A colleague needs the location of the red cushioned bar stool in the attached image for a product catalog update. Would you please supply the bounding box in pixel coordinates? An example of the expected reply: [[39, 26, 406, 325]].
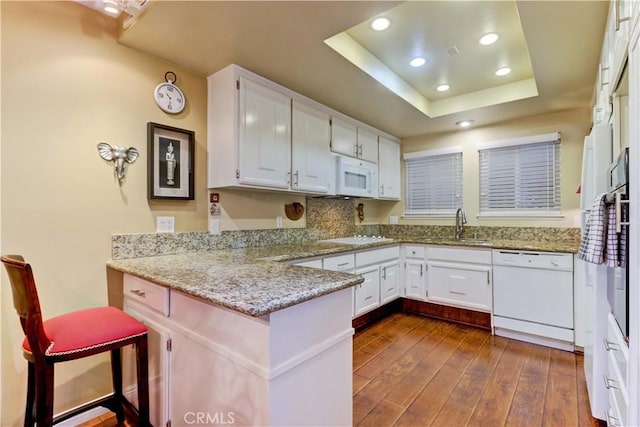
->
[[1, 255, 150, 427]]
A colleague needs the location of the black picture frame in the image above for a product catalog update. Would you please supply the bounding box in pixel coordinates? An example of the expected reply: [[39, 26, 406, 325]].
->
[[147, 122, 195, 200]]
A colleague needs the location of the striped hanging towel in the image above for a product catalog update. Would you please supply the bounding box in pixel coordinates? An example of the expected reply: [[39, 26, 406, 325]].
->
[[577, 193, 607, 264]]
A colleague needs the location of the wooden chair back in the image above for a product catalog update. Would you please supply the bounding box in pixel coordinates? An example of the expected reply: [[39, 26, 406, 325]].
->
[[1, 255, 51, 361]]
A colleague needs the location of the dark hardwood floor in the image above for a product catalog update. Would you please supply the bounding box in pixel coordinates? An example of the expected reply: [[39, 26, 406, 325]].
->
[[353, 312, 605, 427]]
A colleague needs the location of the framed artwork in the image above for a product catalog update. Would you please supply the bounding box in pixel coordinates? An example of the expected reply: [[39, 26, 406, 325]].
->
[[147, 122, 195, 200]]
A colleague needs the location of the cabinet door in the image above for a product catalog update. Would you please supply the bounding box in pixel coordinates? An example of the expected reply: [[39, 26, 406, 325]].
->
[[354, 265, 380, 317], [380, 260, 400, 304], [238, 77, 291, 189], [330, 116, 357, 157], [123, 301, 171, 427], [357, 128, 379, 163], [404, 259, 426, 301], [292, 101, 330, 193], [378, 136, 401, 200], [608, 0, 631, 93], [428, 262, 492, 312]]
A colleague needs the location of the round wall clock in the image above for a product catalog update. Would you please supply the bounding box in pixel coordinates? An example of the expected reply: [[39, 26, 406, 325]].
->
[[154, 71, 185, 114]]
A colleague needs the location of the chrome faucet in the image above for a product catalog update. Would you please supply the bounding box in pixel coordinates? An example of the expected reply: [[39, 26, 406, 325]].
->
[[455, 208, 467, 240]]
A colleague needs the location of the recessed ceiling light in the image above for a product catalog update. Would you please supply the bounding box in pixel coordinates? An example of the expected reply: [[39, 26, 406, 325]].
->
[[479, 33, 499, 45], [102, 0, 120, 14], [495, 67, 512, 76], [410, 57, 426, 67], [371, 17, 390, 31], [456, 120, 475, 128], [436, 84, 450, 92]]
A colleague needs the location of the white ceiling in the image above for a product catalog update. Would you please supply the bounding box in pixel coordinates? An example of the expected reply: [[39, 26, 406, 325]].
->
[[332, 0, 537, 118], [117, 0, 609, 138]]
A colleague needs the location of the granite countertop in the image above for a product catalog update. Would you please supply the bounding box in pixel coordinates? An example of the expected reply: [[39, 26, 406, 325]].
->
[[108, 236, 579, 318], [108, 249, 363, 317], [394, 237, 580, 254], [244, 237, 580, 262]]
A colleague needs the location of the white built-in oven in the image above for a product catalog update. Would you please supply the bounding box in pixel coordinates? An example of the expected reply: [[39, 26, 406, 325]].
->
[[336, 156, 377, 198]]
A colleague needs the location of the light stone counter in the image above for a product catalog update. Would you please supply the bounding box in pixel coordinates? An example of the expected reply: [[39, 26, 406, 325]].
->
[[108, 236, 578, 317], [107, 248, 363, 317]]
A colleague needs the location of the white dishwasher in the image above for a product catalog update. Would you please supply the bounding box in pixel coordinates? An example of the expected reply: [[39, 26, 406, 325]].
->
[[492, 250, 574, 351]]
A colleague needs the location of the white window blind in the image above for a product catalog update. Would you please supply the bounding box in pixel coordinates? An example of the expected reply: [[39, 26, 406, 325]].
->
[[404, 147, 463, 216], [478, 133, 561, 216]]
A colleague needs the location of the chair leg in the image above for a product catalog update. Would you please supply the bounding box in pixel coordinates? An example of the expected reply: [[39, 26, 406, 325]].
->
[[24, 362, 36, 427], [110, 348, 125, 424], [135, 335, 150, 427], [34, 361, 54, 427]]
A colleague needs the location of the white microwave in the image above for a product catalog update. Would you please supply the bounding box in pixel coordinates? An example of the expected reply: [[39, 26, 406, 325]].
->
[[336, 156, 377, 198]]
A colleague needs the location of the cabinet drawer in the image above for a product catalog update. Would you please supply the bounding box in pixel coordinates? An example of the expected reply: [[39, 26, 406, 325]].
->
[[428, 246, 491, 264], [404, 245, 425, 259], [356, 245, 399, 266], [605, 313, 629, 390], [124, 274, 170, 316], [323, 253, 355, 272]]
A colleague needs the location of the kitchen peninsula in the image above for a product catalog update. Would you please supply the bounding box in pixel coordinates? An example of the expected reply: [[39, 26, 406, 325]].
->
[[107, 248, 363, 427]]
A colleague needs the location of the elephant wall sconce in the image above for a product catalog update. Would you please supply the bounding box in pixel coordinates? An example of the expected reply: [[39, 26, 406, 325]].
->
[[97, 142, 139, 185]]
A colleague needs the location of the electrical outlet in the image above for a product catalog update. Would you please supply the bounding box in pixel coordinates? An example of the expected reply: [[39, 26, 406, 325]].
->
[[389, 215, 399, 225], [209, 219, 220, 235], [156, 216, 175, 233], [276, 216, 283, 228]]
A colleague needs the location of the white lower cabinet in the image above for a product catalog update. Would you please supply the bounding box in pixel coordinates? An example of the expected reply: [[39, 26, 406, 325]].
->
[[122, 273, 354, 427], [426, 247, 492, 312], [322, 253, 356, 317], [354, 246, 401, 317], [122, 275, 171, 427], [427, 261, 492, 311], [380, 260, 400, 304], [314, 246, 401, 318], [354, 265, 380, 317], [403, 245, 427, 301]]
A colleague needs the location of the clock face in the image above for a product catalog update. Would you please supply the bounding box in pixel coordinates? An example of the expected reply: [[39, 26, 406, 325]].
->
[[154, 82, 185, 114]]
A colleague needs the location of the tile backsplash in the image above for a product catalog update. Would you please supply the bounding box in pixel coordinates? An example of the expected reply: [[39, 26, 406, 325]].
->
[[112, 197, 579, 259]]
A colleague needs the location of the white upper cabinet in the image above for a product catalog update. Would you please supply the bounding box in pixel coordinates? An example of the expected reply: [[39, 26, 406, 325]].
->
[[330, 116, 358, 158], [208, 64, 395, 194], [330, 116, 379, 163], [208, 65, 291, 190], [608, 0, 632, 93], [357, 127, 379, 163], [238, 77, 292, 189], [377, 136, 401, 200], [292, 101, 330, 194]]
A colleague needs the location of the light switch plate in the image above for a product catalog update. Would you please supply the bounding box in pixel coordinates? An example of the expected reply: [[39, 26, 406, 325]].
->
[[156, 216, 175, 233], [276, 216, 283, 228], [389, 215, 399, 225]]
